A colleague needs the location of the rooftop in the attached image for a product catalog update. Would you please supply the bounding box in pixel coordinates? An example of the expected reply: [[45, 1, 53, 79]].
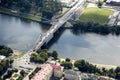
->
[[51, 64, 64, 71], [31, 64, 53, 80]]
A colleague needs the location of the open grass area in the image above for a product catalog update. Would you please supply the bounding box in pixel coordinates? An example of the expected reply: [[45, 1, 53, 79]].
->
[[13, 74, 19, 78], [79, 7, 114, 24]]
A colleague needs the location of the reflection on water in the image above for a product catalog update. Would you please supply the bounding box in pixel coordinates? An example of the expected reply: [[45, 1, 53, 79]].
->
[[49, 29, 120, 66], [0, 14, 50, 51]]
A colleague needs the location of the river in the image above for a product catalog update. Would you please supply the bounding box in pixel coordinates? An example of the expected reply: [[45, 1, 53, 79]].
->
[[0, 14, 120, 66], [0, 14, 50, 51], [49, 29, 120, 66]]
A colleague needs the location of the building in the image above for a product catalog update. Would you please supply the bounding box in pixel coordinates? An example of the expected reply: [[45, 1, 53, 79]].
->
[[31, 64, 53, 80], [64, 70, 80, 80], [31, 64, 64, 80], [106, 0, 120, 6], [87, 0, 98, 3], [51, 64, 64, 78], [106, 0, 120, 3]]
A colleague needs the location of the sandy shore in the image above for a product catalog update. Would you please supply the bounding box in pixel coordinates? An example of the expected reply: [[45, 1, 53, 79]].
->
[[59, 58, 117, 69], [13, 50, 25, 55]]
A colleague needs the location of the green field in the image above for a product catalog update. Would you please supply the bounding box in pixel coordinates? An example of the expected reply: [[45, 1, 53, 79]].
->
[[79, 7, 114, 24]]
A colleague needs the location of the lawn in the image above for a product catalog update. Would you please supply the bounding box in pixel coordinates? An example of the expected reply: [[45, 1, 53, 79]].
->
[[13, 74, 19, 78], [79, 7, 114, 24]]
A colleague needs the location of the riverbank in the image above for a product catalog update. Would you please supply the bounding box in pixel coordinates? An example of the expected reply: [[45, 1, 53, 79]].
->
[[59, 58, 117, 70], [0, 7, 41, 23], [8, 50, 25, 59]]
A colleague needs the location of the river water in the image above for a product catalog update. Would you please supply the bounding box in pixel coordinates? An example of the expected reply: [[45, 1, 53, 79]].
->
[[0, 14, 120, 66], [49, 29, 120, 66], [0, 14, 49, 51]]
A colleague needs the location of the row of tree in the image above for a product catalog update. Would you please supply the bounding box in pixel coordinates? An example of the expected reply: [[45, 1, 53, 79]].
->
[[72, 21, 120, 35], [30, 50, 58, 63], [60, 58, 120, 79], [74, 60, 120, 79]]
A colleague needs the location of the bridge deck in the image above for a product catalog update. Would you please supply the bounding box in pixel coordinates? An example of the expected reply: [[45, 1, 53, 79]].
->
[[32, 0, 85, 52]]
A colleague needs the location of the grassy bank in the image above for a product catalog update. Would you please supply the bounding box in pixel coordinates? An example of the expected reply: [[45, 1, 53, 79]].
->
[[79, 7, 114, 24], [0, 7, 41, 22]]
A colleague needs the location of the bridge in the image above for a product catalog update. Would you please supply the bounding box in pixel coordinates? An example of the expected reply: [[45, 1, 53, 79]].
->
[[31, 0, 86, 52], [12, 1, 86, 79]]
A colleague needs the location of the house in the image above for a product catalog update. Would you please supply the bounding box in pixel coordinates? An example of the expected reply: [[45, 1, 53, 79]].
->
[[51, 64, 64, 78], [64, 70, 80, 80], [31, 64, 53, 80]]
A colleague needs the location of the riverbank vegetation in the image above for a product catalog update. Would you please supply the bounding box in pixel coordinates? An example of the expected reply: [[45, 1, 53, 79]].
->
[[72, 21, 120, 35], [74, 60, 120, 79], [0, 0, 62, 21], [0, 45, 13, 57], [79, 7, 113, 24]]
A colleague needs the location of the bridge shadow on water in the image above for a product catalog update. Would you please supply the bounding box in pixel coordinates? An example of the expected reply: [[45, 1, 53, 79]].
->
[[40, 27, 65, 50]]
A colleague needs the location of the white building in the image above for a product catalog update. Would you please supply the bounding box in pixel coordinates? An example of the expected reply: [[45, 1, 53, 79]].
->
[[51, 64, 64, 78], [64, 70, 80, 80]]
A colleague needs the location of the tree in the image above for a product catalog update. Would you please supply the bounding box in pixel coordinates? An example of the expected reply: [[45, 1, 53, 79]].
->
[[115, 67, 120, 73], [65, 58, 71, 62], [61, 61, 73, 69], [52, 50, 58, 59], [0, 65, 3, 75], [40, 52, 48, 61], [20, 70, 25, 77], [0, 45, 13, 57], [98, 0, 103, 8], [116, 72, 120, 79]]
